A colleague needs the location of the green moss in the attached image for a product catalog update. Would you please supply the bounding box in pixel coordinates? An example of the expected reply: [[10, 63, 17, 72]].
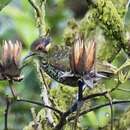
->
[[119, 108, 130, 129], [97, 0, 125, 43], [80, 8, 99, 37], [81, 0, 127, 61], [63, 19, 79, 46], [63, 0, 128, 61], [50, 85, 77, 110]]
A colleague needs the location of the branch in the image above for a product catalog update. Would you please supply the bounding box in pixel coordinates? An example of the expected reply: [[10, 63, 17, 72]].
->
[[82, 91, 107, 101], [54, 81, 121, 130], [4, 96, 10, 130], [54, 91, 107, 130], [74, 80, 84, 130], [54, 99, 79, 130], [16, 98, 62, 115], [39, 68, 55, 127], [105, 93, 113, 130], [28, 0, 47, 37], [28, 0, 41, 17], [8, 80, 17, 98], [68, 100, 130, 121], [82, 80, 120, 101]]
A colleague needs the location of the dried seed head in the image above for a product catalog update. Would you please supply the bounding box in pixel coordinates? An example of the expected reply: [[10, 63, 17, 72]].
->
[[1, 40, 22, 78], [70, 35, 96, 75], [31, 37, 51, 53]]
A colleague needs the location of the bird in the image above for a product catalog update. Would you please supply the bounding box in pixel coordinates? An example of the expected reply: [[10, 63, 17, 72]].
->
[[30, 35, 115, 87], [30, 36, 71, 71]]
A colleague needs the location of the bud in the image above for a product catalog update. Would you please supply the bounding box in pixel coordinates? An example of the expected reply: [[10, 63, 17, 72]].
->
[[0, 40, 22, 80], [69, 35, 96, 75], [31, 37, 51, 53]]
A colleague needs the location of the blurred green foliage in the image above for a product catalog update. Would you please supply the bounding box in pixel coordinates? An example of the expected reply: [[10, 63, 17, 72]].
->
[[0, 0, 12, 11], [0, 0, 130, 130]]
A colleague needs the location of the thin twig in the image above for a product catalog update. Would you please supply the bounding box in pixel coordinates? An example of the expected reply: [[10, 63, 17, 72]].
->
[[28, 0, 41, 17], [82, 80, 120, 101], [68, 100, 130, 121], [105, 94, 113, 130], [8, 80, 16, 98], [4, 96, 10, 130], [74, 81, 83, 130], [82, 91, 107, 101], [110, 80, 121, 93], [16, 98, 62, 115]]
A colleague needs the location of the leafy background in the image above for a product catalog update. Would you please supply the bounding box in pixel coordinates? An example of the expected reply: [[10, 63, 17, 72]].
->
[[0, 0, 130, 130]]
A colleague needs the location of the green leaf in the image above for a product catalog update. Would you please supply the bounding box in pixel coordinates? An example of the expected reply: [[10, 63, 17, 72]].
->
[[80, 111, 98, 129], [96, 106, 111, 128], [0, 0, 12, 11]]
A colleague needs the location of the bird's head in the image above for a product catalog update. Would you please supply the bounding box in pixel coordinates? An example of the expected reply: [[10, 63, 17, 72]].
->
[[31, 37, 51, 53]]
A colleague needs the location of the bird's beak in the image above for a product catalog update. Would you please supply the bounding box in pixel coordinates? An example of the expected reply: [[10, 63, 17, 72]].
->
[[22, 52, 35, 61]]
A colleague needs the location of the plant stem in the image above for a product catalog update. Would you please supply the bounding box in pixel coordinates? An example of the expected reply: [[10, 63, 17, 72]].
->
[[4, 96, 10, 130], [105, 94, 113, 130], [9, 80, 16, 98]]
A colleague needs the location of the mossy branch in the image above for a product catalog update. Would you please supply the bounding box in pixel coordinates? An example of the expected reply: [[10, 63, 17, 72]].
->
[[28, 0, 48, 37]]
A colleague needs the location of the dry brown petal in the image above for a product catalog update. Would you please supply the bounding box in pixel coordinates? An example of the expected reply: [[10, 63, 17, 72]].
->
[[8, 40, 14, 60], [84, 40, 96, 72], [75, 38, 84, 73], [13, 41, 22, 65], [2, 40, 8, 64], [70, 36, 84, 73]]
